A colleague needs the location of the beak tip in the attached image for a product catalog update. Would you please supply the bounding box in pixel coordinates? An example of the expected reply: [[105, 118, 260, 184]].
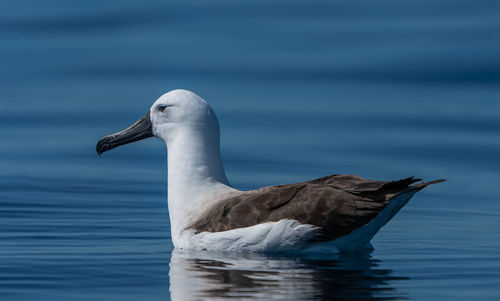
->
[[96, 138, 109, 156]]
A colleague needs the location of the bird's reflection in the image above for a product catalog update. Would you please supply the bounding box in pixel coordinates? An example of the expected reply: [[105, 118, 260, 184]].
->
[[169, 249, 409, 300]]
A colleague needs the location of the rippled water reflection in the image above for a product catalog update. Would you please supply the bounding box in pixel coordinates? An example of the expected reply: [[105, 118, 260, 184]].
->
[[170, 250, 408, 300]]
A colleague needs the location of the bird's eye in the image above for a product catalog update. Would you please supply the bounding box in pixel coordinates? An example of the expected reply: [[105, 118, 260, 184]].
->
[[158, 105, 167, 112]]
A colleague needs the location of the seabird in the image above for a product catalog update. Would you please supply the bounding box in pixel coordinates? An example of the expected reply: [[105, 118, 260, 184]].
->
[[96, 89, 443, 252]]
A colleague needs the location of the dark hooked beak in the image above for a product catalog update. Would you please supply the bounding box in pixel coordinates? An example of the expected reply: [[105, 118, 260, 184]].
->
[[96, 112, 153, 155]]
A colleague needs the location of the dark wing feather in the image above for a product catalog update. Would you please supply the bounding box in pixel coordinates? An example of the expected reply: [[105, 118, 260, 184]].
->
[[187, 174, 443, 242]]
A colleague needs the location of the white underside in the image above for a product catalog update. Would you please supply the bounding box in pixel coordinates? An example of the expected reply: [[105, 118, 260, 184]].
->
[[176, 191, 417, 253], [177, 219, 320, 252]]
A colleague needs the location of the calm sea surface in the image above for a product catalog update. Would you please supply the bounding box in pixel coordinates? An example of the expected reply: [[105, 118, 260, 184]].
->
[[1, 1, 499, 300]]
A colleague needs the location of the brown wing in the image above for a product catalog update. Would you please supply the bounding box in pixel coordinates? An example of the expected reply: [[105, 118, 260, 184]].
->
[[187, 174, 443, 242]]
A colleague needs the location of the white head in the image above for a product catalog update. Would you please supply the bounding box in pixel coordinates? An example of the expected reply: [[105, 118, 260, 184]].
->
[[149, 89, 220, 146]]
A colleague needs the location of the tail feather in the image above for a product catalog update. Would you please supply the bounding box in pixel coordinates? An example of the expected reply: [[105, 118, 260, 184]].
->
[[327, 178, 445, 252], [381, 177, 422, 190], [411, 179, 446, 190]]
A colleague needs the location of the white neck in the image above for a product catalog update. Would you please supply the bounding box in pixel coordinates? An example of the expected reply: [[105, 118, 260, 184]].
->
[[165, 125, 237, 244]]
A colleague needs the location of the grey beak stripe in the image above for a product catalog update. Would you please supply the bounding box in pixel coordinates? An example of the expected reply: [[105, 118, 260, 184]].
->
[[96, 112, 153, 155]]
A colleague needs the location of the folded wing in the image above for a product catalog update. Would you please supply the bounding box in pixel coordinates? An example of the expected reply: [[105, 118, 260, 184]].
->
[[187, 174, 443, 242]]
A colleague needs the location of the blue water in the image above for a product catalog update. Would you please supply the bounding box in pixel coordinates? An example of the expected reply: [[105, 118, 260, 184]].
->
[[1, 1, 500, 300]]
